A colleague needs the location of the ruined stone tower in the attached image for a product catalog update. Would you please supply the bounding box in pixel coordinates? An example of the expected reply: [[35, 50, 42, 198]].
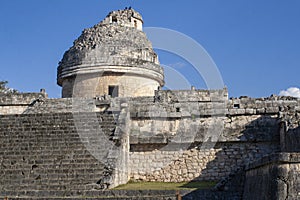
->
[[1, 7, 300, 199], [57, 8, 164, 98]]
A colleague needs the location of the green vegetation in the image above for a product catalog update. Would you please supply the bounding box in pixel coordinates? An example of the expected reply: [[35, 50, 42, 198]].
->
[[0, 80, 18, 94], [113, 181, 216, 191], [0, 81, 7, 92]]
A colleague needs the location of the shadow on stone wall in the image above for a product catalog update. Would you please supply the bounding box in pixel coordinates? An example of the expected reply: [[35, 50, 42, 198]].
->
[[241, 122, 300, 200], [283, 125, 300, 152], [0, 112, 120, 197], [181, 115, 281, 199]]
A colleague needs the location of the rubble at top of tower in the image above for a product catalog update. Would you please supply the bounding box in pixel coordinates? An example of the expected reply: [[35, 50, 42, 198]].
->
[[102, 7, 143, 26], [57, 8, 164, 87]]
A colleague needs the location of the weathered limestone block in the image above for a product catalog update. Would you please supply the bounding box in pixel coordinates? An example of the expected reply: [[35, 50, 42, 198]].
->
[[0, 92, 47, 115], [57, 9, 164, 98], [243, 153, 300, 200]]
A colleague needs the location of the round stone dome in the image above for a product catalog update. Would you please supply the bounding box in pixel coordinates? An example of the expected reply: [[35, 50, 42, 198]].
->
[[57, 8, 164, 98]]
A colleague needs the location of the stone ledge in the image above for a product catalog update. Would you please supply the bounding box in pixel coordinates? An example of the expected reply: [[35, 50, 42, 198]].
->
[[0, 189, 184, 199], [0, 93, 46, 105], [245, 152, 300, 170], [0, 189, 241, 200]]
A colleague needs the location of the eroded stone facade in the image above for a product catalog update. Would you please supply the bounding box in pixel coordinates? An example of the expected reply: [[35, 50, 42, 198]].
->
[[1, 7, 300, 199], [63, 73, 160, 98], [57, 8, 164, 98], [0, 92, 47, 114]]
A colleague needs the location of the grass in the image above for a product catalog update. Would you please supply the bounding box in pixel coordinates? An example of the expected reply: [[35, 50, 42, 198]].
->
[[113, 181, 216, 191]]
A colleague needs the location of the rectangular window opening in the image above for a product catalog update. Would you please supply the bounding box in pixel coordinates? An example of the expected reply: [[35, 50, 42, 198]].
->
[[109, 85, 119, 98], [134, 20, 137, 28], [233, 104, 240, 109]]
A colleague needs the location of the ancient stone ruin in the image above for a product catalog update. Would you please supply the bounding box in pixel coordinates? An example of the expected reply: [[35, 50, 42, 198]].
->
[[0, 8, 299, 200], [57, 8, 163, 98]]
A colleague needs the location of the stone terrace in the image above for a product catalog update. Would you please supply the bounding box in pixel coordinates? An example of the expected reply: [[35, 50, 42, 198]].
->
[[0, 112, 117, 198]]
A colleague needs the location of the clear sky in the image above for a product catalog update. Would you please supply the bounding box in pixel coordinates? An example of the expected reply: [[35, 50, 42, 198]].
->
[[1, 0, 300, 98]]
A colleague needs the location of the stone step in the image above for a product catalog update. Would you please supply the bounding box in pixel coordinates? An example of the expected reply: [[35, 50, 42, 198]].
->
[[0, 143, 112, 150], [0, 176, 103, 185], [2, 198, 176, 200], [0, 177, 103, 186], [0, 127, 115, 132], [0, 168, 104, 175], [0, 150, 102, 157], [0, 190, 179, 200], [1, 162, 103, 169], [0, 111, 121, 197], [0, 139, 114, 146]]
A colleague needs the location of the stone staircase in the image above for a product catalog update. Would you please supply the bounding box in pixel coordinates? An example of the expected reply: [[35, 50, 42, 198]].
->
[[0, 104, 237, 199], [1, 190, 179, 200], [0, 112, 120, 198]]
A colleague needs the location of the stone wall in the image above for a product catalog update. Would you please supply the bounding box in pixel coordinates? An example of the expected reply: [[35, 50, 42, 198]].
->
[[0, 92, 46, 115], [243, 153, 300, 200], [57, 8, 164, 98], [127, 94, 300, 183], [128, 105, 279, 183], [64, 73, 160, 98], [129, 142, 277, 182], [0, 111, 128, 197], [23, 98, 103, 114], [154, 88, 228, 103], [0, 91, 300, 197], [280, 109, 300, 152], [101, 8, 144, 31], [282, 126, 300, 152]]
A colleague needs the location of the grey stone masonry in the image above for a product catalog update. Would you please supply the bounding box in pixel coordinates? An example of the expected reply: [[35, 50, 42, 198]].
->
[[57, 8, 164, 87], [0, 92, 46, 105], [279, 101, 300, 152], [127, 93, 300, 183], [23, 98, 98, 114], [154, 88, 228, 103], [0, 111, 121, 197], [0, 92, 47, 114], [2, 6, 300, 199], [0, 90, 300, 198], [243, 153, 300, 200], [131, 91, 300, 120]]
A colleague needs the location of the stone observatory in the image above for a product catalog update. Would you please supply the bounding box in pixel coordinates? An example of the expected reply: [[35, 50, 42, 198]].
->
[[57, 8, 164, 98], [1, 7, 300, 200]]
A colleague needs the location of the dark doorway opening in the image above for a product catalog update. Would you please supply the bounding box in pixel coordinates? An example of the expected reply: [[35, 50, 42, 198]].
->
[[109, 85, 119, 98], [134, 20, 137, 28]]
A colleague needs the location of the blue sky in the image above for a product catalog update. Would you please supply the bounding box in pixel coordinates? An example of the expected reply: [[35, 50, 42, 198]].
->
[[0, 0, 299, 98]]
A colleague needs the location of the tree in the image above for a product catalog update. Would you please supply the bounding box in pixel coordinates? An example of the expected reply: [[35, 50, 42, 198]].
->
[[0, 81, 18, 94], [0, 81, 7, 91]]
